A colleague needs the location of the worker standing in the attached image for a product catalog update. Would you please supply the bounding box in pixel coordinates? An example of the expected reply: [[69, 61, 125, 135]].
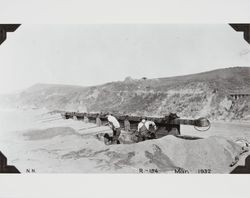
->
[[105, 113, 121, 144], [137, 118, 157, 142]]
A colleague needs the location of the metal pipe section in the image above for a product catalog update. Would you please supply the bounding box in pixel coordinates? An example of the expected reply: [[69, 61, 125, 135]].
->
[[63, 111, 210, 128]]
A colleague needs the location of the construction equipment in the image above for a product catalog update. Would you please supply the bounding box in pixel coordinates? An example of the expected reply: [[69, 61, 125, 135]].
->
[[63, 111, 210, 139]]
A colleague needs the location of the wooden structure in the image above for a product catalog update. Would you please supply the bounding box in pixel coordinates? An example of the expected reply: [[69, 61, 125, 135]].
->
[[63, 112, 210, 138], [230, 93, 250, 100]]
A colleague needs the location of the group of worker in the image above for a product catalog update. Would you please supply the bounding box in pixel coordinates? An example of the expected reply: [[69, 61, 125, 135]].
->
[[100, 113, 157, 145]]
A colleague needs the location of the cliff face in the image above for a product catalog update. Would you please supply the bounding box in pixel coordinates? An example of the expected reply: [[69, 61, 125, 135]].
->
[[1, 67, 250, 121]]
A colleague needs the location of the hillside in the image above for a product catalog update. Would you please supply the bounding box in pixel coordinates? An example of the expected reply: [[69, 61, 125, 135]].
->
[[1, 67, 250, 120]]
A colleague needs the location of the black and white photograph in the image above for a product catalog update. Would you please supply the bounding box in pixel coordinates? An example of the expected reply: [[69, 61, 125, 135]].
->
[[0, 23, 250, 174]]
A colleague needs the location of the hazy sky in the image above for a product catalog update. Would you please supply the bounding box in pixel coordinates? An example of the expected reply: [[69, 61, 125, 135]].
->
[[0, 24, 249, 94]]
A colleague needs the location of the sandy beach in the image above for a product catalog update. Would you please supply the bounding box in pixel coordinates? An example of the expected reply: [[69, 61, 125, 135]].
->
[[0, 108, 249, 173]]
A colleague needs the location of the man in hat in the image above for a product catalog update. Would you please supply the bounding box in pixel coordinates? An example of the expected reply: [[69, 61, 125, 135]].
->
[[137, 117, 157, 142], [105, 113, 121, 144]]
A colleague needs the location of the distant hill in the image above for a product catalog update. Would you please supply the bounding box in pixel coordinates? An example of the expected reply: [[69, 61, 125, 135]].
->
[[1, 67, 250, 120]]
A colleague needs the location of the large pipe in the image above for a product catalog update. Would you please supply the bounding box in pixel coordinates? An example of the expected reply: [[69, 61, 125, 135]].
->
[[64, 112, 210, 128]]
